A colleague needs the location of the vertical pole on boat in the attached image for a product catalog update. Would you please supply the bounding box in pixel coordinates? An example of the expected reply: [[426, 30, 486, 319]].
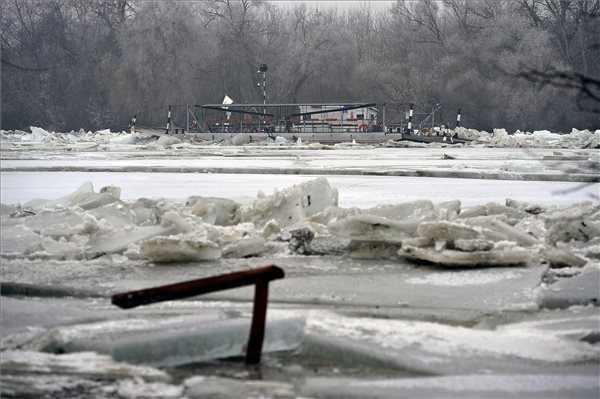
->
[[382, 103, 386, 134], [186, 104, 189, 134], [258, 63, 268, 134], [165, 105, 172, 134], [262, 73, 266, 113], [262, 72, 266, 134], [431, 103, 435, 135], [407, 103, 413, 135], [456, 108, 461, 128]]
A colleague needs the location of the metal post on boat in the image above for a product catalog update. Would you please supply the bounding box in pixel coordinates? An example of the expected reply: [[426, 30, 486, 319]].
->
[[382, 103, 386, 134], [186, 104, 189, 134], [456, 108, 461, 128], [258, 64, 268, 133], [431, 102, 435, 135], [407, 103, 413, 135], [165, 105, 172, 134]]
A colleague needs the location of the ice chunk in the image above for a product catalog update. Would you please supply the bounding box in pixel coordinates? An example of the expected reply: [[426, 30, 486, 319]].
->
[[538, 268, 600, 308], [0, 225, 41, 254], [230, 133, 251, 146], [541, 248, 587, 268], [486, 219, 586, 267], [23, 209, 86, 232], [24, 181, 95, 210], [78, 192, 121, 210], [435, 200, 461, 220], [506, 198, 544, 215], [160, 211, 195, 233], [453, 239, 495, 252], [22, 126, 53, 142], [239, 177, 338, 228], [139, 234, 221, 262], [288, 225, 315, 255], [493, 128, 509, 138], [454, 127, 487, 141], [261, 219, 282, 238], [153, 135, 181, 146], [545, 215, 600, 245], [459, 202, 527, 223], [109, 133, 137, 144], [309, 206, 360, 225], [416, 221, 484, 241], [187, 196, 239, 226], [52, 315, 305, 367], [399, 246, 531, 267], [363, 200, 435, 221], [327, 213, 419, 259], [488, 219, 540, 246], [88, 205, 136, 230], [347, 240, 402, 259], [329, 214, 418, 241], [130, 198, 162, 226], [41, 213, 109, 239], [24, 182, 121, 211], [40, 237, 83, 258], [87, 225, 177, 255], [533, 130, 563, 142], [222, 236, 266, 258], [99, 185, 121, 199]]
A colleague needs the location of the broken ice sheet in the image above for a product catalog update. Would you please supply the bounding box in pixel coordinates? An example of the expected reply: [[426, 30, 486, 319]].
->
[[18, 313, 305, 367], [304, 310, 600, 375], [0, 350, 169, 381], [301, 374, 600, 399]]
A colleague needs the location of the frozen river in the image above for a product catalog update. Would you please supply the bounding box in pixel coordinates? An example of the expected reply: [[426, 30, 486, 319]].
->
[[1, 138, 599, 398], [1, 145, 598, 206], [1, 171, 596, 207]]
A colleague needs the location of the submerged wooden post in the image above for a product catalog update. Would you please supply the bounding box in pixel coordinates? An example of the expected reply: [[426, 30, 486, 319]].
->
[[111, 265, 285, 364]]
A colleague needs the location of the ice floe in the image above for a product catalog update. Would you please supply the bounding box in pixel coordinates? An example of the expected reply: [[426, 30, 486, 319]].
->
[[2, 125, 599, 149], [1, 178, 597, 269]]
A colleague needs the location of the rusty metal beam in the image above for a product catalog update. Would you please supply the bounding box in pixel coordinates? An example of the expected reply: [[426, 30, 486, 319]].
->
[[111, 265, 285, 364]]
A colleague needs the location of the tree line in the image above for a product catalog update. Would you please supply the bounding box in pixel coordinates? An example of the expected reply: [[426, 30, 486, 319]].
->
[[2, 0, 599, 132]]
